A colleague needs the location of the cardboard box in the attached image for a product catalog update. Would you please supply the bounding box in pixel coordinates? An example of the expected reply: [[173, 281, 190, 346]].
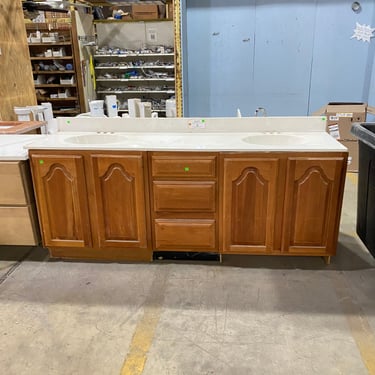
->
[[313, 102, 375, 140], [339, 140, 359, 172], [132, 4, 158, 20], [166, 2, 174, 19]]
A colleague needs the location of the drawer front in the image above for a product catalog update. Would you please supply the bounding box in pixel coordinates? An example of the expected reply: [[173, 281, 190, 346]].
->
[[153, 181, 216, 212], [0, 205, 40, 245], [154, 219, 216, 250], [0, 162, 29, 205], [151, 155, 217, 178]]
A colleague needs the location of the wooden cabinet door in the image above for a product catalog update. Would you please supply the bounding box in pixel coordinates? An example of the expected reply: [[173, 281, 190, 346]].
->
[[30, 153, 91, 248], [89, 153, 148, 249], [282, 157, 346, 255], [222, 157, 282, 253]]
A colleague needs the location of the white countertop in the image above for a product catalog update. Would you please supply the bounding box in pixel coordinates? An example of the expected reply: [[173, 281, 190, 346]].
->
[[0, 117, 347, 159], [24, 131, 346, 152], [0, 135, 47, 160]]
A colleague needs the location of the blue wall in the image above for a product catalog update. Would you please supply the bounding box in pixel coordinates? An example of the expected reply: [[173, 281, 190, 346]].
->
[[182, 0, 375, 117]]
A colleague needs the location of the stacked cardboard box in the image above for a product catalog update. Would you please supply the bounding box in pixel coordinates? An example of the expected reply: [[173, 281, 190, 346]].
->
[[132, 4, 158, 20], [166, 1, 174, 19], [313, 102, 375, 172]]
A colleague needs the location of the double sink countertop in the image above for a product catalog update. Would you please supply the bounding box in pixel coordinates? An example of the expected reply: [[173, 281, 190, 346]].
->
[[0, 116, 347, 160]]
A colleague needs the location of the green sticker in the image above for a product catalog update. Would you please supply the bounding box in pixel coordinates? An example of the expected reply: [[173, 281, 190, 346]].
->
[[322, 116, 326, 121], [39, 159, 44, 165], [67, 120, 71, 124], [184, 167, 190, 172]]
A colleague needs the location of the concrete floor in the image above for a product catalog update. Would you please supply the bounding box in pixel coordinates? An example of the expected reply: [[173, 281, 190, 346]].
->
[[0, 173, 375, 375]]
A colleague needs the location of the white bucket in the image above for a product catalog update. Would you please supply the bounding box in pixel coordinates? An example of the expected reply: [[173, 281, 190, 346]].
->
[[89, 100, 105, 117]]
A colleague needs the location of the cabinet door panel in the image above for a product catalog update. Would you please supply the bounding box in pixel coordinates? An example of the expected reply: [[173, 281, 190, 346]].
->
[[30, 154, 91, 248], [90, 154, 148, 248], [283, 157, 346, 254], [222, 158, 281, 253]]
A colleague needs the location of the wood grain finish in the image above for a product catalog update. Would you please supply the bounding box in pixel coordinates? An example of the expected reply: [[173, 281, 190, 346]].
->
[[89, 153, 148, 249], [150, 152, 218, 252], [0, 1, 37, 120], [153, 181, 216, 212], [49, 246, 152, 262], [0, 162, 30, 205], [282, 157, 347, 255], [0, 160, 41, 245], [30, 153, 92, 248], [0, 205, 39, 245], [222, 157, 281, 253], [0, 121, 46, 134], [29, 150, 347, 260], [151, 154, 216, 178], [221, 153, 347, 256], [154, 219, 216, 250]]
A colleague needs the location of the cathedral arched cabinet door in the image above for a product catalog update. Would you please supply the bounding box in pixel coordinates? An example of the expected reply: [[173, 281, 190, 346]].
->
[[88, 153, 148, 249], [222, 156, 283, 254], [29, 153, 92, 248], [282, 157, 347, 255]]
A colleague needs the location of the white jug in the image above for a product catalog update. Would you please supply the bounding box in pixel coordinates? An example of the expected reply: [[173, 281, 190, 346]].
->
[[89, 100, 105, 117]]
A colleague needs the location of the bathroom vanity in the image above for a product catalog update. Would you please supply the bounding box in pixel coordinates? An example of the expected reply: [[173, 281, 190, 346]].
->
[[25, 117, 348, 262], [0, 135, 43, 246]]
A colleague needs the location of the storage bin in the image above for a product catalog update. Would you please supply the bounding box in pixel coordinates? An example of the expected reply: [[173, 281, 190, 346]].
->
[[351, 122, 375, 257], [41, 32, 58, 43], [29, 33, 41, 43], [58, 89, 71, 98], [52, 48, 65, 57], [60, 76, 75, 84]]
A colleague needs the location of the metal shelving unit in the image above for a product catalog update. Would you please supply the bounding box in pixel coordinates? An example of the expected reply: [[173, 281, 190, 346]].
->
[[94, 50, 175, 115]]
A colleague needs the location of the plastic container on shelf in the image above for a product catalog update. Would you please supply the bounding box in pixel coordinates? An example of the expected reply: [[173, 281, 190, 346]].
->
[[351, 122, 375, 257], [166, 98, 176, 117]]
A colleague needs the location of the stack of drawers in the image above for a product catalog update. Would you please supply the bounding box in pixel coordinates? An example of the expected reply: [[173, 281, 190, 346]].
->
[[0, 161, 40, 245], [150, 152, 218, 252]]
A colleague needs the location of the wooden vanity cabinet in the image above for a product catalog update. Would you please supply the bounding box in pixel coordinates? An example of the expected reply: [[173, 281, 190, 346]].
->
[[221, 152, 347, 256], [87, 152, 149, 249], [0, 161, 40, 245], [29, 148, 347, 261], [149, 152, 219, 252], [282, 156, 347, 255], [222, 155, 284, 254], [29, 150, 151, 261], [29, 152, 92, 248]]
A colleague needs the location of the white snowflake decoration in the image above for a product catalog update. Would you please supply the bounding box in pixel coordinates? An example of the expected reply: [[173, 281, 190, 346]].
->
[[351, 22, 375, 43]]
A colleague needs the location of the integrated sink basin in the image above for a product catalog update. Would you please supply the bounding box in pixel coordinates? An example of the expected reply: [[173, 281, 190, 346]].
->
[[64, 134, 127, 145], [242, 134, 307, 146]]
